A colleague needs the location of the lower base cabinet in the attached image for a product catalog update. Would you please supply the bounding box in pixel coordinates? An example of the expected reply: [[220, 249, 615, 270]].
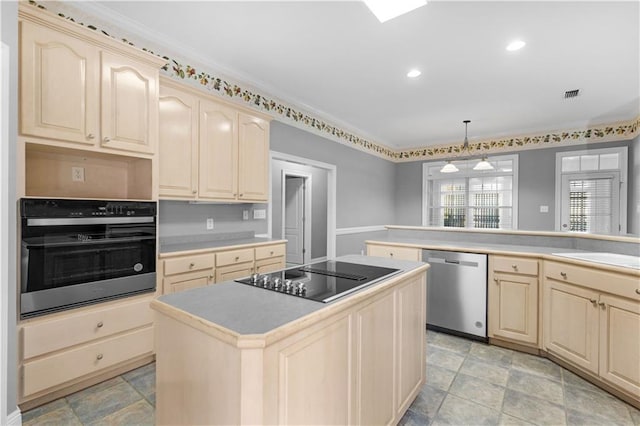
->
[[543, 261, 640, 404], [19, 294, 155, 407], [153, 269, 427, 425]]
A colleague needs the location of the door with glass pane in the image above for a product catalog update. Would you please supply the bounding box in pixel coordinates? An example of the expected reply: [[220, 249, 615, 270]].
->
[[560, 172, 620, 234]]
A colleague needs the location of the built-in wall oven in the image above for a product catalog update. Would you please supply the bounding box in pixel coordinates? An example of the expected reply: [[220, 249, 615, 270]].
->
[[20, 198, 157, 318]]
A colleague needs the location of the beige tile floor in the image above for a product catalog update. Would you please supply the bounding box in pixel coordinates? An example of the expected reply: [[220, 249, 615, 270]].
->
[[23, 330, 640, 425]]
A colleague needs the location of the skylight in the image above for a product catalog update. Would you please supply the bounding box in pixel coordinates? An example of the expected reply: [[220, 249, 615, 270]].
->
[[363, 0, 427, 23]]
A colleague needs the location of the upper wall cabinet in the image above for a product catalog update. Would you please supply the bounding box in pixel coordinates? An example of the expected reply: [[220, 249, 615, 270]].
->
[[159, 78, 271, 202], [19, 8, 162, 156]]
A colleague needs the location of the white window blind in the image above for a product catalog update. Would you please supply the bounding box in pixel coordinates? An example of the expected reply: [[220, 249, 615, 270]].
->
[[568, 177, 613, 234]]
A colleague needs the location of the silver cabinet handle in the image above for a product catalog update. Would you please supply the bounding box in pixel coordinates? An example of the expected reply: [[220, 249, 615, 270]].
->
[[235, 256, 240, 261], [192, 190, 197, 194], [598, 301, 606, 308], [560, 272, 567, 278], [96, 353, 104, 360], [511, 264, 518, 270], [87, 133, 95, 140], [493, 277, 499, 283], [636, 289, 640, 295], [97, 321, 104, 328], [103, 137, 111, 143], [589, 299, 597, 306], [189, 262, 195, 268]]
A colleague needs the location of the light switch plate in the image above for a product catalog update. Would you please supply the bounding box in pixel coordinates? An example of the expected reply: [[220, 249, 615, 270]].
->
[[253, 209, 266, 219], [206, 218, 214, 230], [243, 210, 249, 220]]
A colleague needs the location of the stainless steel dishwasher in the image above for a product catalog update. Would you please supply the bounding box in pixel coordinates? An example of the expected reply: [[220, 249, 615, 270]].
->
[[423, 250, 488, 340]]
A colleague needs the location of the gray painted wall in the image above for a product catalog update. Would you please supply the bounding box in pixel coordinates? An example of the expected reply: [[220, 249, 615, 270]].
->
[[394, 139, 639, 234], [2, 0, 18, 416], [270, 122, 396, 255], [270, 122, 396, 228], [271, 159, 328, 259], [159, 201, 268, 238]]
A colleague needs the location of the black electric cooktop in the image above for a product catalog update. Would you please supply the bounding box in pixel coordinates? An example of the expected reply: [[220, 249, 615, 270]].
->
[[235, 260, 400, 303]]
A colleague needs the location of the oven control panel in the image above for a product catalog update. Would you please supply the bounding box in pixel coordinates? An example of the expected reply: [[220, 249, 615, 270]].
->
[[21, 198, 157, 218]]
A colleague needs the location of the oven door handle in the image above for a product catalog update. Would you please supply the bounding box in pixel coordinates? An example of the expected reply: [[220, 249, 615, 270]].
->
[[26, 217, 155, 226]]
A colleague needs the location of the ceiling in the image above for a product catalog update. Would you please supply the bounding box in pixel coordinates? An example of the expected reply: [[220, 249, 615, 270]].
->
[[64, 1, 639, 150]]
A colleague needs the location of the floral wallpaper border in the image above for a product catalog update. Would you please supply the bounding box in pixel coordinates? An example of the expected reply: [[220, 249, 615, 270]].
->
[[27, 0, 640, 163]]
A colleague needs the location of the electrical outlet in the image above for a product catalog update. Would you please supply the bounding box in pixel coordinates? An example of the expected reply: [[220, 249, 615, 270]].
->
[[539, 205, 549, 213], [253, 209, 266, 219], [71, 167, 85, 182], [242, 210, 249, 220], [206, 218, 214, 230]]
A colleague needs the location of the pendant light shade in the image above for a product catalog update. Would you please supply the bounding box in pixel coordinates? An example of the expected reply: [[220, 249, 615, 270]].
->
[[440, 161, 459, 173], [473, 156, 494, 171]]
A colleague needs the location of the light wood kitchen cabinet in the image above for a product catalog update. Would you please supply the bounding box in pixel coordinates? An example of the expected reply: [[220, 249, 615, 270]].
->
[[20, 20, 99, 146], [598, 293, 640, 397], [199, 98, 239, 200], [158, 85, 199, 197], [254, 243, 286, 274], [216, 248, 255, 282], [153, 266, 427, 425], [237, 113, 270, 201], [159, 79, 271, 202], [543, 260, 640, 402], [19, 294, 154, 407], [162, 253, 215, 294], [366, 243, 421, 261], [488, 256, 539, 346], [19, 10, 161, 155]]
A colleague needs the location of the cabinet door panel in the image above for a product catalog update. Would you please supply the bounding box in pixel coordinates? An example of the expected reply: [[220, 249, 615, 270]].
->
[[159, 85, 198, 198], [544, 280, 599, 374], [215, 263, 253, 283], [396, 276, 426, 413], [199, 100, 237, 199], [489, 273, 538, 345], [599, 294, 640, 397], [255, 257, 285, 274], [238, 114, 269, 201], [101, 52, 157, 154], [356, 292, 395, 426], [20, 21, 98, 144], [277, 316, 352, 425]]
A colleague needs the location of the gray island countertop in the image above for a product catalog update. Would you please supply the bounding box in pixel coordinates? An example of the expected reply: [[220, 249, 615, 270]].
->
[[153, 254, 426, 336]]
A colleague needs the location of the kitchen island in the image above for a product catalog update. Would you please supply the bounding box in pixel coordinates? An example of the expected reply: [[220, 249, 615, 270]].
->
[[151, 255, 429, 425]]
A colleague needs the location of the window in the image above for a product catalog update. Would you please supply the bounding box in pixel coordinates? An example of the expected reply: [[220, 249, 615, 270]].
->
[[423, 155, 518, 229], [555, 147, 627, 235]]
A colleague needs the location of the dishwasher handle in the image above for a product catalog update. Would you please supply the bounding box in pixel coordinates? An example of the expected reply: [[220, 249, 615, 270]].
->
[[426, 257, 479, 268]]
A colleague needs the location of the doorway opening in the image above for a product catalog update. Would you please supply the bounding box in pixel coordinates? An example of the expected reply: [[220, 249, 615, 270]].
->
[[282, 172, 311, 265], [269, 151, 336, 263]]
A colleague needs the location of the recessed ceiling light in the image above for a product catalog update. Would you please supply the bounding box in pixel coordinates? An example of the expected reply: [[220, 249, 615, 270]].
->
[[363, 0, 427, 23], [407, 69, 421, 78], [506, 40, 526, 51]]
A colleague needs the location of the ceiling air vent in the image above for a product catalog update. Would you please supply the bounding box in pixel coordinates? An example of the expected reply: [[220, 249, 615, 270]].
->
[[564, 89, 580, 99]]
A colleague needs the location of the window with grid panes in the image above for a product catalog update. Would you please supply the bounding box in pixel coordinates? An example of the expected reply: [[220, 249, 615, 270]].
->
[[423, 155, 518, 229], [556, 147, 627, 235]]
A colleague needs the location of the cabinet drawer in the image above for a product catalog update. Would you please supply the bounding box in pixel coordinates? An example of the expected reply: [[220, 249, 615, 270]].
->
[[22, 326, 153, 397], [492, 256, 538, 276], [22, 296, 153, 360], [545, 261, 640, 301], [216, 262, 254, 282], [164, 253, 216, 276], [255, 257, 285, 274], [216, 248, 254, 267], [367, 245, 421, 262], [255, 244, 286, 260]]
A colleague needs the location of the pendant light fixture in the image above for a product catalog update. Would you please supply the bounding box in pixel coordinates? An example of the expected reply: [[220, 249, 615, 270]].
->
[[440, 120, 494, 173]]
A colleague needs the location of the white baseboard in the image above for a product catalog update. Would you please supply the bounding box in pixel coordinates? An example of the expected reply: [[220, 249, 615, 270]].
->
[[335, 225, 387, 236], [7, 408, 21, 426]]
